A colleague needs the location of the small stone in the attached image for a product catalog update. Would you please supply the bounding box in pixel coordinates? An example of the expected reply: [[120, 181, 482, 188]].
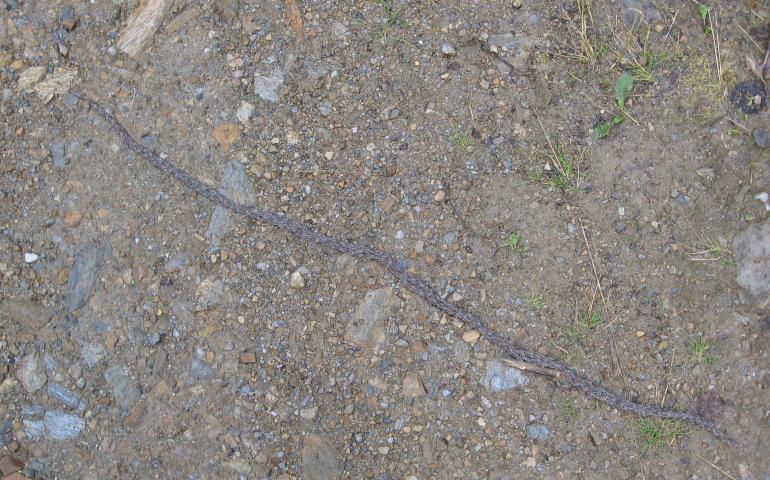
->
[[60, 5, 78, 30], [526, 424, 550, 441], [239, 352, 257, 364], [319, 100, 332, 117], [434, 190, 445, 202], [381, 195, 397, 213], [236, 101, 255, 125], [208, 160, 256, 249], [254, 70, 284, 102], [512, 0, 522, 7], [47, 383, 81, 410], [614, 221, 626, 233], [378, 446, 390, 455], [44, 410, 85, 440], [402, 373, 427, 397], [50, 143, 66, 168], [734, 222, 770, 306], [63, 210, 83, 227], [23, 253, 38, 263], [290, 270, 305, 289], [483, 360, 529, 392], [753, 128, 770, 149], [212, 123, 241, 149], [299, 406, 318, 419], [462, 330, 480, 344], [81, 343, 105, 368], [440, 43, 456, 56], [104, 365, 138, 411], [344, 288, 396, 349], [0, 299, 52, 329], [16, 66, 46, 91], [301, 435, 341, 480], [0, 456, 23, 476], [67, 242, 110, 313], [324, 151, 335, 161], [195, 277, 224, 309], [17, 353, 47, 393]]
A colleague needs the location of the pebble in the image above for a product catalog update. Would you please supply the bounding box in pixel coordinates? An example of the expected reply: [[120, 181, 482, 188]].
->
[[290, 270, 305, 289], [17, 353, 47, 393], [81, 343, 105, 368], [620, 0, 661, 28], [195, 277, 224, 309], [483, 361, 529, 392], [526, 424, 550, 441], [614, 221, 626, 233], [104, 365, 138, 411], [440, 43, 456, 56], [23, 419, 44, 441], [60, 5, 78, 30], [208, 160, 256, 249], [47, 383, 82, 410], [0, 299, 52, 330], [299, 406, 318, 419], [67, 243, 110, 313], [50, 143, 66, 168], [189, 357, 213, 380], [63, 210, 83, 227], [434, 190, 445, 202], [753, 128, 770, 149], [254, 70, 284, 102], [734, 222, 770, 306], [300, 435, 341, 480], [319, 100, 332, 117], [23, 253, 38, 263], [236, 101, 255, 125], [344, 288, 396, 349], [239, 352, 257, 364], [44, 410, 85, 440], [462, 330, 480, 344], [402, 372, 427, 397]]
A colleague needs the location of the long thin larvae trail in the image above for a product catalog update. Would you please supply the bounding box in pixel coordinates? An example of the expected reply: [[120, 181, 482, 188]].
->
[[74, 93, 732, 443]]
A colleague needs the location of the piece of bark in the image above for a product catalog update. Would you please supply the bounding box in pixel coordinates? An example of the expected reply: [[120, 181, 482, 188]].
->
[[117, 0, 173, 57]]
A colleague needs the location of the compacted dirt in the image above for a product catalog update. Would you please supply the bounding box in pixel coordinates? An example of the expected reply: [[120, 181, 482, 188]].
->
[[1, 0, 769, 479]]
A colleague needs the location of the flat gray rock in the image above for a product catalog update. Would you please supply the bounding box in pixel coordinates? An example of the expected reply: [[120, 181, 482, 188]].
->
[[17, 352, 47, 393], [344, 288, 396, 349], [67, 242, 110, 313], [207, 160, 256, 250], [482, 360, 530, 393], [734, 221, 770, 307], [44, 410, 85, 440]]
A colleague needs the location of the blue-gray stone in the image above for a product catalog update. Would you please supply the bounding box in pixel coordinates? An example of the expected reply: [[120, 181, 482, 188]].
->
[[47, 382, 82, 409], [526, 424, 550, 441], [44, 410, 85, 440], [67, 242, 110, 313]]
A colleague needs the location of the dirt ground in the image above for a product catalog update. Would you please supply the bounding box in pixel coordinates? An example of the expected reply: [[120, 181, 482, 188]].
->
[[1, 0, 769, 478]]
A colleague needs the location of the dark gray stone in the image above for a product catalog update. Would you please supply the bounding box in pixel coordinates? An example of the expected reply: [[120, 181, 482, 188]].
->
[[753, 128, 770, 149], [526, 424, 550, 441], [734, 221, 770, 307], [67, 242, 110, 313], [208, 160, 255, 250], [51, 143, 66, 168], [104, 365, 138, 410]]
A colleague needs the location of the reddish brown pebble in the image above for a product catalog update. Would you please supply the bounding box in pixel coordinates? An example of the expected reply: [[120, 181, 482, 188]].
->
[[240, 352, 257, 364]]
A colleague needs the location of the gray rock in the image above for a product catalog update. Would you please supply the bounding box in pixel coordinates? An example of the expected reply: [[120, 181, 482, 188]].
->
[[487, 34, 532, 73], [195, 277, 224, 309], [67, 242, 110, 313], [50, 143, 66, 168], [482, 360, 529, 392], [22, 404, 45, 417], [526, 424, 550, 441], [621, 0, 661, 28], [344, 288, 396, 349], [189, 358, 213, 380], [208, 160, 256, 249], [44, 410, 85, 440], [0, 299, 53, 330], [104, 365, 138, 411], [301, 434, 341, 480], [319, 99, 332, 117], [0, 419, 11, 447], [734, 221, 770, 307], [753, 128, 770, 149], [81, 343, 105, 368], [23, 419, 45, 440], [614, 221, 626, 233], [165, 252, 190, 271], [47, 383, 82, 410], [440, 43, 456, 56], [17, 352, 47, 393], [254, 70, 284, 102]]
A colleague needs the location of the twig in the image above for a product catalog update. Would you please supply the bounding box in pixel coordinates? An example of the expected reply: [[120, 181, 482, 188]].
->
[[503, 359, 562, 378], [694, 453, 738, 480], [578, 220, 612, 328]]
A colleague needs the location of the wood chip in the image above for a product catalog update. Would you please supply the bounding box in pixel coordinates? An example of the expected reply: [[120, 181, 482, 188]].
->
[[117, 0, 173, 57], [34, 67, 77, 103], [16, 66, 45, 91], [165, 6, 200, 33]]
